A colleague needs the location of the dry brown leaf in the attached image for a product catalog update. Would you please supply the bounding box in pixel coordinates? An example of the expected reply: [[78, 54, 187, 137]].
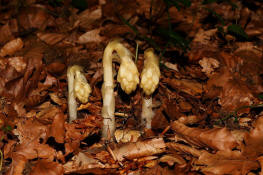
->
[[177, 115, 201, 125], [206, 67, 254, 112], [164, 78, 203, 97], [49, 111, 65, 143], [171, 121, 238, 151], [159, 154, 186, 166], [199, 57, 220, 77], [30, 159, 63, 175], [37, 33, 66, 45], [151, 108, 170, 130], [100, 24, 134, 38], [114, 129, 141, 143], [47, 62, 66, 74], [13, 118, 56, 160], [141, 165, 176, 175], [78, 28, 105, 44], [49, 92, 66, 106], [78, 7, 102, 29], [63, 152, 118, 174], [0, 23, 14, 44], [242, 116, 263, 158], [18, 6, 54, 30], [195, 151, 259, 175], [6, 153, 27, 175], [43, 74, 58, 87], [65, 115, 102, 151], [112, 138, 166, 161], [257, 156, 263, 175], [0, 38, 23, 57], [8, 57, 27, 73], [167, 143, 258, 175]]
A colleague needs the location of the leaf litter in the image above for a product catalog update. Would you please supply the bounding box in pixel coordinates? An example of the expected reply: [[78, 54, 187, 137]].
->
[[0, 0, 263, 174]]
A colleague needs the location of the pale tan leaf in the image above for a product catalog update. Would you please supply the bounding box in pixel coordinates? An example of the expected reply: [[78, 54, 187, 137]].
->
[[0, 38, 23, 57], [114, 129, 141, 143], [37, 33, 65, 45], [113, 138, 166, 161], [63, 152, 118, 174], [78, 29, 105, 44], [8, 57, 26, 73]]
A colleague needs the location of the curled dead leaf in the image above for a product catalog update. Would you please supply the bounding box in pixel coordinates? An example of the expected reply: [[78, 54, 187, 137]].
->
[[114, 129, 141, 143], [171, 121, 238, 151], [78, 28, 105, 44], [37, 33, 65, 45], [112, 138, 166, 161], [0, 38, 23, 57], [164, 78, 203, 97], [30, 159, 63, 175]]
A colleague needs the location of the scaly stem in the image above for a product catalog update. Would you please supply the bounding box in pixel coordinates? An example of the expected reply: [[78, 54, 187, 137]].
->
[[67, 67, 77, 122], [141, 97, 154, 129], [140, 48, 160, 129], [102, 39, 139, 140]]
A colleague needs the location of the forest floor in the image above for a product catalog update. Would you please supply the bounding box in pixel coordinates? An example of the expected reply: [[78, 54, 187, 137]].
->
[[0, 0, 263, 174]]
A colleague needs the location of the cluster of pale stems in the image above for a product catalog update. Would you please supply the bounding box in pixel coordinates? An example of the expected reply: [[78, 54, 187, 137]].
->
[[67, 39, 160, 140]]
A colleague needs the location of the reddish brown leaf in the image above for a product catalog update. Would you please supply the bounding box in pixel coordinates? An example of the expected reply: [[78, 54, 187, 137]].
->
[[30, 159, 63, 175], [112, 138, 166, 161], [47, 62, 66, 74], [37, 32, 66, 45], [0, 38, 23, 57], [171, 121, 238, 151], [6, 153, 27, 175], [49, 111, 65, 143], [242, 116, 263, 158], [18, 6, 54, 31], [164, 78, 203, 97]]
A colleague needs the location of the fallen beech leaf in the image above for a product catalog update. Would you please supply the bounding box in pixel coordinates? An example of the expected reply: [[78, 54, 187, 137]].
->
[[206, 67, 254, 112], [177, 115, 201, 125], [13, 118, 56, 160], [63, 152, 118, 174], [37, 33, 65, 45], [36, 105, 60, 123], [199, 57, 220, 77], [49, 92, 66, 106], [6, 153, 27, 175], [78, 28, 105, 44], [47, 62, 66, 74], [0, 23, 14, 44], [257, 156, 263, 175], [196, 151, 259, 175], [164, 78, 203, 97], [193, 28, 218, 45], [112, 138, 166, 161], [23, 47, 44, 98], [18, 6, 54, 30], [114, 129, 141, 143], [159, 154, 186, 166], [171, 121, 238, 151], [49, 111, 65, 143], [43, 74, 57, 87], [141, 165, 176, 175], [78, 7, 102, 29], [30, 159, 63, 175], [167, 143, 259, 175], [242, 116, 263, 158], [151, 108, 170, 130], [65, 115, 102, 150], [8, 57, 26, 73], [0, 38, 23, 57]]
